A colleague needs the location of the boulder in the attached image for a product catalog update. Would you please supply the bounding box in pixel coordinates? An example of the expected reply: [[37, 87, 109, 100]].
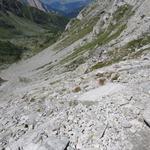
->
[[75, 63, 88, 75], [72, 86, 81, 93], [77, 13, 83, 20], [121, 120, 132, 128], [8, 136, 69, 150], [110, 73, 119, 81], [98, 77, 106, 86]]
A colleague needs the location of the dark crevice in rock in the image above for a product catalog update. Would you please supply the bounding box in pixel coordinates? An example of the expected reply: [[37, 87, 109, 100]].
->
[[144, 120, 150, 128], [64, 141, 70, 150], [101, 123, 108, 139]]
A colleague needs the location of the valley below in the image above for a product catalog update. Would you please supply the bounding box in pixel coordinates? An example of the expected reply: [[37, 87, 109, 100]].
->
[[0, 0, 68, 66]]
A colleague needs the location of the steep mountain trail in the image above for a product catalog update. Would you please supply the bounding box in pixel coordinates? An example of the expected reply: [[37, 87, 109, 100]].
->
[[0, 0, 150, 149]]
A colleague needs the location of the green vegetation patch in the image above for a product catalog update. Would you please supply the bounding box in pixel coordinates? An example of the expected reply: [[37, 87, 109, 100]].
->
[[89, 4, 135, 71], [113, 4, 134, 22], [60, 3, 133, 66], [61, 23, 127, 67], [91, 61, 115, 71], [55, 15, 100, 50], [64, 56, 86, 71], [91, 35, 150, 71], [0, 40, 24, 64], [125, 36, 150, 50], [60, 4, 134, 71]]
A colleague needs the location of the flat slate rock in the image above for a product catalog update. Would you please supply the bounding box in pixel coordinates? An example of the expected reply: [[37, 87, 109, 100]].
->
[[78, 83, 125, 102], [25, 136, 69, 150], [7, 136, 69, 150]]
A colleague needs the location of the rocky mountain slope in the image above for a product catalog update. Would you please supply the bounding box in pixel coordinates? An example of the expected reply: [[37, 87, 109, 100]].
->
[[0, 0, 150, 149], [25, 0, 47, 12], [0, 0, 68, 66]]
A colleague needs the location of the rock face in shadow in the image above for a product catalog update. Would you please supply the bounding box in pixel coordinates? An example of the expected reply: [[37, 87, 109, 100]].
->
[[0, 77, 6, 86]]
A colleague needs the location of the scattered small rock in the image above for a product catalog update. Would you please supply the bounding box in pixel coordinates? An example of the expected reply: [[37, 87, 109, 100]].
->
[[95, 72, 112, 79], [75, 63, 88, 75], [133, 108, 140, 115], [98, 77, 106, 86], [72, 86, 81, 93], [121, 120, 132, 128], [111, 73, 119, 81], [95, 72, 104, 78]]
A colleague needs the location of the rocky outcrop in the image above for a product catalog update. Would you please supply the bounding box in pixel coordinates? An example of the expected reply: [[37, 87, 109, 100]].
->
[[143, 105, 150, 127], [25, 0, 47, 12]]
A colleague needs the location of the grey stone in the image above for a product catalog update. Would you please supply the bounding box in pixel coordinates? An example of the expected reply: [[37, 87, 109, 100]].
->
[[143, 106, 150, 127], [121, 120, 132, 128]]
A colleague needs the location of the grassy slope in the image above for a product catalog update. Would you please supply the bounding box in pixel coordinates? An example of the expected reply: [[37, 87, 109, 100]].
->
[[58, 4, 132, 70], [0, 0, 69, 64], [0, 41, 23, 65], [58, 4, 148, 72], [54, 3, 99, 50]]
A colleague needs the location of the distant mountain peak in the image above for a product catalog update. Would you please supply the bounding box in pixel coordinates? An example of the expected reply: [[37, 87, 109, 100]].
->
[[23, 0, 47, 12], [41, 0, 91, 18]]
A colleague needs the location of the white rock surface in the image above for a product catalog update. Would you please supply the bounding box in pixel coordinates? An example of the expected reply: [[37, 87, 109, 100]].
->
[[78, 83, 125, 101], [0, 0, 150, 149]]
